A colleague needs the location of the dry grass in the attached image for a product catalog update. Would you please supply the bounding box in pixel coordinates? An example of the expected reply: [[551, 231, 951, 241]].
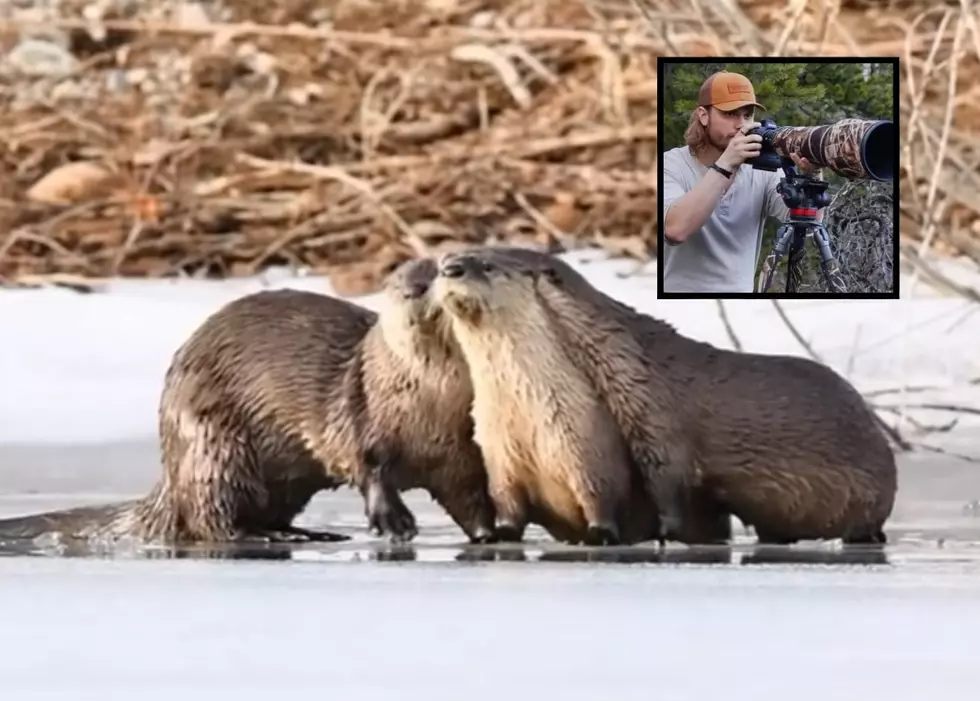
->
[[0, 0, 978, 294]]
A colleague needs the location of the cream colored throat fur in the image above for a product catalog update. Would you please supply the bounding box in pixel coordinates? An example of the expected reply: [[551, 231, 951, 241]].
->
[[377, 304, 454, 368], [447, 304, 614, 503]]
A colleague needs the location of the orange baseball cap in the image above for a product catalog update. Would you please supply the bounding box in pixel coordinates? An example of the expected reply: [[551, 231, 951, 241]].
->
[[698, 71, 766, 112]]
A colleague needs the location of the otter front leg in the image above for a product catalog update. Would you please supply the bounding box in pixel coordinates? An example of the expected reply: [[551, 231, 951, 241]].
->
[[562, 458, 622, 546], [429, 484, 498, 544], [483, 464, 529, 543], [581, 495, 620, 545], [428, 456, 499, 544], [360, 446, 418, 543], [634, 446, 691, 544]]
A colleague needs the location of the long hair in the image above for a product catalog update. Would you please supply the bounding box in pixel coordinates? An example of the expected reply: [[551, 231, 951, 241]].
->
[[683, 107, 710, 156]]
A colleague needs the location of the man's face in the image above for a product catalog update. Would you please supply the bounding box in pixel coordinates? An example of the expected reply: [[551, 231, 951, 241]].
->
[[698, 105, 755, 150]]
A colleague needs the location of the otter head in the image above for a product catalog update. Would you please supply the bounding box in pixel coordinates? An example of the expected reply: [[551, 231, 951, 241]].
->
[[432, 249, 546, 326], [379, 257, 442, 328], [377, 257, 464, 364]]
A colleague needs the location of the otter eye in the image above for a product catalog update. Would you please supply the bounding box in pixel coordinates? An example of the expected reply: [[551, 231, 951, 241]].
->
[[481, 261, 494, 272]]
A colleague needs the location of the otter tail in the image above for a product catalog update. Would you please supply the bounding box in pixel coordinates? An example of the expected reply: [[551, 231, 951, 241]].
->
[[0, 500, 143, 541]]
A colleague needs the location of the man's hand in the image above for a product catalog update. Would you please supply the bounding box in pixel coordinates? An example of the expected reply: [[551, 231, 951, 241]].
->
[[716, 121, 763, 172], [789, 153, 823, 179]]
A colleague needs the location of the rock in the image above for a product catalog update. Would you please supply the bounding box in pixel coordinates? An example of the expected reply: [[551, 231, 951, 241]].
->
[[26, 162, 116, 206], [3, 39, 78, 78], [175, 2, 212, 27]]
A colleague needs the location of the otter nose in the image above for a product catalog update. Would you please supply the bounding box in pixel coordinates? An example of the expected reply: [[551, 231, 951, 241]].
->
[[441, 260, 466, 278], [405, 281, 429, 299]]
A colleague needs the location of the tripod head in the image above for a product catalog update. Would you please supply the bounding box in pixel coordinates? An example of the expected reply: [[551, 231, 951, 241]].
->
[[775, 157, 831, 220]]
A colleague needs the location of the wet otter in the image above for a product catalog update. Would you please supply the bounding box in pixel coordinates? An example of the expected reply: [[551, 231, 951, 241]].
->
[[0, 258, 498, 546], [463, 246, 707, 543], [431, 250, 662, 546], [461, 246, 896, 546]]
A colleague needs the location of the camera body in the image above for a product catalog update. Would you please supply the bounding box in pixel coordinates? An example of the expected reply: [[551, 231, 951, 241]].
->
[[745, 119, 785, 172]]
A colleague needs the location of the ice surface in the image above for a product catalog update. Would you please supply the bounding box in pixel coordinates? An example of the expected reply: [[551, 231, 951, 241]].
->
[[1, 251, 979, 699], [1, 554, 980, 701]]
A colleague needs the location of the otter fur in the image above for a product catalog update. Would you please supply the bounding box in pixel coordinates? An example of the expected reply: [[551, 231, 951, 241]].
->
[[431, 250, 661, 546], [465, 246, 897, 546], [0, 258, 498, 546]]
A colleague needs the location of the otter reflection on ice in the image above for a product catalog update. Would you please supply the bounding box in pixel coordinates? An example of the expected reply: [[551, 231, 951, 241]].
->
[[0, 535, 891, 567], [454, 544, 890, 567]]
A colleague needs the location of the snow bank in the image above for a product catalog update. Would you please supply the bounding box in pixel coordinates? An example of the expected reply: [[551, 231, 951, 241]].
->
[[1, 251, 978, 445]]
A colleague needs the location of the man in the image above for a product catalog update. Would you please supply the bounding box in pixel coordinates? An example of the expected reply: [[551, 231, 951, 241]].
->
[[661, 70, 823, 294]]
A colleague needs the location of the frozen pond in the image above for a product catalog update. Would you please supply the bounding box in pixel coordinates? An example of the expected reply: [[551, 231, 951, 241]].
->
[[2, 254, 980, 698], [1, 440, 979, 700]]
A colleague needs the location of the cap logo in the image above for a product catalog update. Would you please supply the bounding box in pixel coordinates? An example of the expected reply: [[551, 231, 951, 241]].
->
[[727, 83, 750, 95]]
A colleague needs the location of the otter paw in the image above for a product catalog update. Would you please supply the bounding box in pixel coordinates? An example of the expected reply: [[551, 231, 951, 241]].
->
[[367, 499, 418, 543], [285, 526, 350, 543], [494, 523, 525, 543], [239, 529, 307, 544], [467, 526, 498, 545], [365, 479, 418, 542], [584, 525, 620, 546], [658, 514, 683, 541]]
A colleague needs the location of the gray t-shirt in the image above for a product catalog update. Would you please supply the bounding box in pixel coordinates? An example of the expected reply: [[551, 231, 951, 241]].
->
[[661, 145, 790, 293]]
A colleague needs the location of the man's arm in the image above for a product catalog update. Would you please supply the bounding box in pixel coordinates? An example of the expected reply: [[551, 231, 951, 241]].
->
[[662, 164, 734, 246], [663, 124, 763, 245]]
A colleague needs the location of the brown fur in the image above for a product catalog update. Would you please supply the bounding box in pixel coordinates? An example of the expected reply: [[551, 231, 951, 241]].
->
[[431, 250, 661, 546], [467, 246, 897, 545], [0, 259, 497, 546], [0, 500, 145, 542]]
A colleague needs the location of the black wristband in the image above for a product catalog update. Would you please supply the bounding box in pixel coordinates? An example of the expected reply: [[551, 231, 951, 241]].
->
[[711, 163, 733, 179]]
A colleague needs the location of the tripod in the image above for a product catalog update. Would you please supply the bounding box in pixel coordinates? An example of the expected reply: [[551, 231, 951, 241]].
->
[[757, 159, 846, 294]]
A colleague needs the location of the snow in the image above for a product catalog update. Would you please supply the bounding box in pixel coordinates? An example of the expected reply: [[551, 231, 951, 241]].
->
[[0, 249, 978, 445]]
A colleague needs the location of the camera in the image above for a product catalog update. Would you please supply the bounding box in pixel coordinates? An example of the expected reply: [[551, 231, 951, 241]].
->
[[746, 118, 894, 182]]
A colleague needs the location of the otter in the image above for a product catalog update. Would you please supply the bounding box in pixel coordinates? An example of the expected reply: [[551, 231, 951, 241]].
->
[[458, 245, 896, 546], [461, 247, 707, 543], [0, 258, 498, 547], [430, 250, 662, 546]]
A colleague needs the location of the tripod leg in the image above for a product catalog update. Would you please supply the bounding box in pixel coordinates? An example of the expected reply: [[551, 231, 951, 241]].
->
[[811, 224, 846, 293], [786, 228, 809, 294], [758, 224, 795, 294]]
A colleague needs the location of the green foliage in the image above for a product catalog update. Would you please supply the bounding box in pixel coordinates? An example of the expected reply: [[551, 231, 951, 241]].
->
[[661, 61, 894, 152]]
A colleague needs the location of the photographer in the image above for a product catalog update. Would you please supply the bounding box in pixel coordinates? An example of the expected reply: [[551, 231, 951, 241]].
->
[[661, 71, 823, 294]]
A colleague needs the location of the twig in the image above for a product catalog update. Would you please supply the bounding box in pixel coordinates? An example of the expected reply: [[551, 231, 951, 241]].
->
[[0, 274, 106, 294], [901, 244, 980, 302], [235, 153, 429, 257], [902, 402, 980, 416], [715, 300, 743, 352], [873, 404, 958, 436], [915, 14, 964, 268], [771, 299, 820, 362], [512, 192, 575, 248], [864, 382, 966, 399], [911, 442, 980, 464]]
